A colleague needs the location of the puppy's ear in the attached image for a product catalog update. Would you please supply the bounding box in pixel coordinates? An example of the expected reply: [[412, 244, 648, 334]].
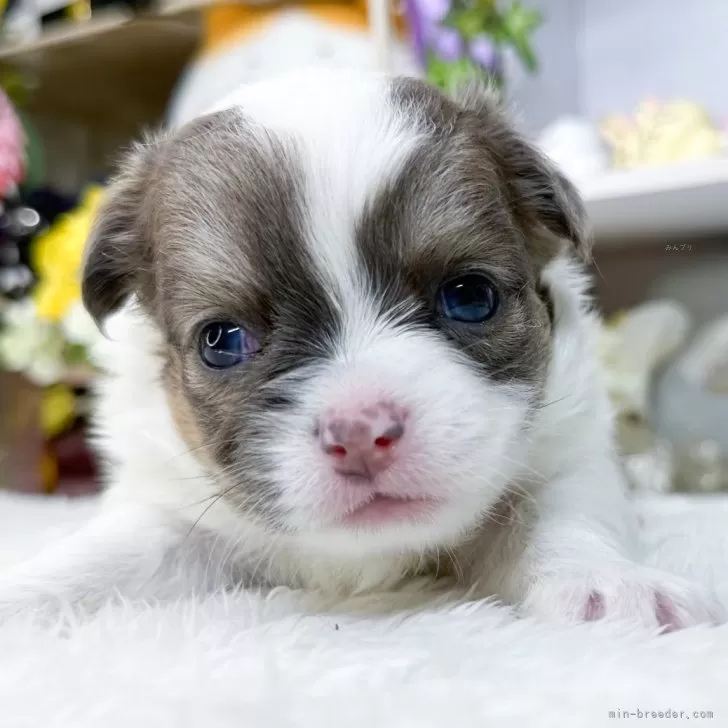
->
[[82, 134, 164, 327], [453, 81, 592, 262]]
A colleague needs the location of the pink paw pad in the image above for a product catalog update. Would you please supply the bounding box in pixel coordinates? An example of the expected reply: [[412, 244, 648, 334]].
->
[[655, 593, 682, 632], [583, 591, 605, 621]]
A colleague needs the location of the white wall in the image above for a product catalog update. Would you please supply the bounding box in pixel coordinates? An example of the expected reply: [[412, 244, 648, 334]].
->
[[580, 0, 728, 120], [509, 0, 728, 132], [505, 0, 581, 133]]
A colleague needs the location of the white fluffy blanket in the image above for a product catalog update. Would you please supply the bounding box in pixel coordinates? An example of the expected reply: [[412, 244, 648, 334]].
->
[[1, 492, 728, 728]]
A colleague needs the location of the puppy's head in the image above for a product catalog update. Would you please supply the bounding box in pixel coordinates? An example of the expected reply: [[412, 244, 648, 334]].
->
[[84, 71, 589, 556]]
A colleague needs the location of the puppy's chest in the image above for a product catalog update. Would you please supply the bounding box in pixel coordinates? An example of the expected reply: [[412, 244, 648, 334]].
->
[[264, 559, 464, 615], [239, 492, 535, 607]]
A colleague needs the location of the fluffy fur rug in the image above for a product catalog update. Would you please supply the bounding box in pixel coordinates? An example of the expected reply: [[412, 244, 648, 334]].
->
[[1, 491, 727, 727]]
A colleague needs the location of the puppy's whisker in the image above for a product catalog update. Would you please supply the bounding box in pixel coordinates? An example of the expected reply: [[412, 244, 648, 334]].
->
[[535, 395, 571, 410], [182, 482, 241, 542], [496, 454, 544, 485], [169, 437, 239, 462], [444, 545, 465, 585]]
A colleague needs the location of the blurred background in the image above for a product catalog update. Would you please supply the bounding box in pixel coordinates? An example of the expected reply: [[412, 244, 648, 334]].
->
[[0, 0, 727, 499]]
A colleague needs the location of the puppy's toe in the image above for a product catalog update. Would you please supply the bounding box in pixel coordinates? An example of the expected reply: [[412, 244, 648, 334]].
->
[[522, 563, 726, 631]]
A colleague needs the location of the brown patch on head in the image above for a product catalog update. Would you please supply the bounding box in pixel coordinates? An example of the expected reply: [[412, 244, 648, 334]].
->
[[388, 77, 591, 265], [83, 108, 338, 344], [82, 107, 343, 527], [346, 76, 587, 392], [143, 112, 338, 498], [451, 79, 592, 263], [149, 111, 327, 343], [82, 133, 165, 326]]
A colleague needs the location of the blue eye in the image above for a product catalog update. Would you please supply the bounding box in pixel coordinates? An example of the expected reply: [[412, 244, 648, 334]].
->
[[199, 322, 259, 369], [437, 274, 499, 323]]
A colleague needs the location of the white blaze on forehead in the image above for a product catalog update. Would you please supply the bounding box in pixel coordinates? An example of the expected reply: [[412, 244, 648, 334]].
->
[[211, 68, 424, 296]]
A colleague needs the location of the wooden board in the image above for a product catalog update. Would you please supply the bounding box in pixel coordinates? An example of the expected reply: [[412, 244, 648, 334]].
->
[[0, 9, 201, 127]]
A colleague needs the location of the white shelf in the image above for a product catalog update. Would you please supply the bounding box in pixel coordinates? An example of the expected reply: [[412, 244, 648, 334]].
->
[[580, 158, 728, 243]]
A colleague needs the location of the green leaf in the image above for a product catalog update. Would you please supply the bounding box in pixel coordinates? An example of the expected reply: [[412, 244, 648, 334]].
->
[[443, 1, 508, 39], [426, 55, 502, 93], [440, 8, 459, 30], [425, 55, 455, 89], [502, 2, 543, 36], [0, 71, 30, 107], [443, 6, 489, 39], [468, 0, 499, 32], [63, 342, 90, 367], [502, 3, 542, 42], [436, 1, 542, 77], [511, 36, 539, 72], [473, 0, 498, 11], [500, 2, 543, 71], [19, 112, 45, 192]]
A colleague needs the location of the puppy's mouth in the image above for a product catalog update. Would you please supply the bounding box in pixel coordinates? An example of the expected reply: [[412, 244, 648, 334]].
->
[[340, 493, 441, 528]]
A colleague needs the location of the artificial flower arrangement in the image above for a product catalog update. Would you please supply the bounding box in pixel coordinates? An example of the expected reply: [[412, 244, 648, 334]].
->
[[0, 186, 105, 488], [600, 99, 727, 170], [0, 81, 103, 492], [405, 0, 543, 90], [0, 185, 104, 388]]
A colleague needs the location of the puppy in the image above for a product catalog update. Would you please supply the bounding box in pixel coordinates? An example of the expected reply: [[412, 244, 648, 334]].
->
[[1, 70, 722, 628]]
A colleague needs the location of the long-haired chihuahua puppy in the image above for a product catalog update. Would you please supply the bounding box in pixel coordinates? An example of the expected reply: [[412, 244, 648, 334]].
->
[[1, 70, 723, 628]]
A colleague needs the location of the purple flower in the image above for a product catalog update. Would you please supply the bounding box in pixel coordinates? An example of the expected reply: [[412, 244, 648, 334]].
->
[[403, 0, 431, 66], [404, 0, 500, 72], [468, 35, 501, 74], [433, 28, 464, 61], [415, 0, 451, 24]]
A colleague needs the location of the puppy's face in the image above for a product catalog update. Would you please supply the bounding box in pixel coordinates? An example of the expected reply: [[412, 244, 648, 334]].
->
[[84, 72, 588, 556]]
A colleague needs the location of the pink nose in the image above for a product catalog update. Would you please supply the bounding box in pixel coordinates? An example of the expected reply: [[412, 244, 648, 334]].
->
[[317, 401, 406, 480]]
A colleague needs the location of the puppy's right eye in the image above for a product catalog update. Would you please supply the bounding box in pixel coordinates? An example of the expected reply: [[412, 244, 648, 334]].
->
[[199, 322, 259, 369], [436, 274, 499, 324]]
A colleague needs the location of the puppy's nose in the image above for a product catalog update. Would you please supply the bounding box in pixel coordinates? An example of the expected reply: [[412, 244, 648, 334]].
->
[[316, 401, 406, 480]]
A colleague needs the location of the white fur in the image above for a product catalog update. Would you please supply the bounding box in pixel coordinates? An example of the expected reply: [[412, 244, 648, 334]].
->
[[1, 490, 728, 727], [212, 69, 424, 291], [0, 71, 723, 630]]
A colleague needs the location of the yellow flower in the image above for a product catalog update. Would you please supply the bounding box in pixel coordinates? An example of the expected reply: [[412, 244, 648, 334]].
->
[[32, 185, 106, 322], [41, 383, 77, 438]]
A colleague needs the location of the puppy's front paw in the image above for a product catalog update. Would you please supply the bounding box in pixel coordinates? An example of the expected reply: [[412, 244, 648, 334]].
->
[[523, 563, 725, 631]]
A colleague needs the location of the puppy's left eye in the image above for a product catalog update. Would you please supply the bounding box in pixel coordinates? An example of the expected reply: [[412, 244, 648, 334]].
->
[[199, 322, 259, 369], [436, 274, 499, 323]]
